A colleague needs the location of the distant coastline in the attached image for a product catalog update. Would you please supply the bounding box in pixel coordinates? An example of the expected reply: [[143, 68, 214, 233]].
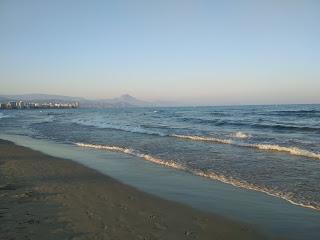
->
[[0, 100, 79, 110], [0, 93, 177, 108]]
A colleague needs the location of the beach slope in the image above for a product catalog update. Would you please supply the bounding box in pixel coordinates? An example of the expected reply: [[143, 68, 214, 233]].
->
[[0, 139, 265, 240]]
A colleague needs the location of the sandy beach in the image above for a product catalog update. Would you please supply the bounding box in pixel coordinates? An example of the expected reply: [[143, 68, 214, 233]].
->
[[0, 139, 267, 240]]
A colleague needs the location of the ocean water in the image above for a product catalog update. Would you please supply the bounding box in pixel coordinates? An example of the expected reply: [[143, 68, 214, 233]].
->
[[0, 105, 320, 212]]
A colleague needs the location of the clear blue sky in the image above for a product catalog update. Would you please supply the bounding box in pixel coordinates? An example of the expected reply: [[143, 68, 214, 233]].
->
[[0, 0, 319, 105]]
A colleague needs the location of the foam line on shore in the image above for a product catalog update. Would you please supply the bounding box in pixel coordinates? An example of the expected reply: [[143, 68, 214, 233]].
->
[[75, 142, 320, 211], [75, 143, 185, 170], [193, 170, 319, 211]]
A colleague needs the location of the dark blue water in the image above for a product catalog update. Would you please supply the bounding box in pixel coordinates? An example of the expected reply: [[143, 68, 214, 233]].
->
[[0, 104, 319, 211]]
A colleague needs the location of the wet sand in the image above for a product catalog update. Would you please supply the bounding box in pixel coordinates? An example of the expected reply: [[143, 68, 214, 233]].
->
[[0, 139, 267, 240]]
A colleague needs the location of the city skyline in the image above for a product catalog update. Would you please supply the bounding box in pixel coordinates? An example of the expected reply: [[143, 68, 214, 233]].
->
[[0, 100, 79, 109], [1, 0, 319, 105]]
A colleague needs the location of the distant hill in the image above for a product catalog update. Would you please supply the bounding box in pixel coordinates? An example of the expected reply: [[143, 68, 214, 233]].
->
[[0, 94, 173, 108], [109, 94, 151, 107], [80, 94, 153, 108]]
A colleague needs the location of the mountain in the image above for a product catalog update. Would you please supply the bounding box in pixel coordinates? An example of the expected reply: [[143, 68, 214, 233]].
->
[[111, 94, 151, 107], [81, 94, 152, 108]]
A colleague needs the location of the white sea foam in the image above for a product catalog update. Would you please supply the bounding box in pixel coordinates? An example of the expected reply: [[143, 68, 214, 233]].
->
[[248, 144, 320, 160], [0, 113, 8, 119], [74, 116, 320, 161], [171, 134, 320, 161], [192, 170, 320, 211], [171, 134, 233, 144], [231, 131, 251, 139], [75, 143, 186, 170], [75, 142, 320, 211], [73, 117, 320, 161]]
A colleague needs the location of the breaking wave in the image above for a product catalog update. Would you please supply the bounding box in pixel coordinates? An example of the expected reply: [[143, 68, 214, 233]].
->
[[230, 131, 251, 139], [249, 144, 320, 160], [75, 142, 320, 211], [75, 143, 185, 170], [72, 119, 320, 160], [172, 134, 320, 160], [171, 134, 233, 144]]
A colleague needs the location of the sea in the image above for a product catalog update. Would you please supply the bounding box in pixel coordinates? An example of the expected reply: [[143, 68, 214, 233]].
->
[[0, 104, 320, 238]]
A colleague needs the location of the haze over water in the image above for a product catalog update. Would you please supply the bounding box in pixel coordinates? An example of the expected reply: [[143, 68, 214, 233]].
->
[[1, 1, 320, 104]]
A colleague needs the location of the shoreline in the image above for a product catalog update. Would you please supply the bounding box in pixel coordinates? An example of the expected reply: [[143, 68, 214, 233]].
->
[[75, 141, 320, 212], [0, 139, 266, 239]]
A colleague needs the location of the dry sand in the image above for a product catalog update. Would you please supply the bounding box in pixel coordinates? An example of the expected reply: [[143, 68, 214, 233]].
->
[[0, 139, 267, 240]]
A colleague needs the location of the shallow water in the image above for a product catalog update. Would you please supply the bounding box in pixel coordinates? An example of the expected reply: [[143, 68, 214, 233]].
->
[[1, 133, 319, 240]]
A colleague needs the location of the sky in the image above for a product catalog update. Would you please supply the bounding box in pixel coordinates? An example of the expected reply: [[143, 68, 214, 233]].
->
[[0, 0, 319, 105]]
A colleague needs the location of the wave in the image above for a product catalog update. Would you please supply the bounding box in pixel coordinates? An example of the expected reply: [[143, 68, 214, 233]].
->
[[179, 117, 223, 125], [171, 134, 320, 160], [75, 142, 320, 211], [193, 170, 320, 211], [256, 109, 320, 117], [249, 144, 320, 160], [272, 110, 320, 114], [178, 117, 320, 132], [208, 112, 231, 117], [30, 115, 55, 125], [47, 112, 68, 116], [72, 118, 320, 160], [72, 119, 166, 136], [251, 123, 320, 132], [0, 113, 9, 120], [230, 131, 251, 139], [75, 143, 185, 170], [171, 134, 233, 144]]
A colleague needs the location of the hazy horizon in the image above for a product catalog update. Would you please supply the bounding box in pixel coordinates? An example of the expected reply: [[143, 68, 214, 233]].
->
[[1, 0, 319, 105]]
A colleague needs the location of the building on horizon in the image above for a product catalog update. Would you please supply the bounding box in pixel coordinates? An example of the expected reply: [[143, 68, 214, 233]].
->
[[0, 100, 79, 110]]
